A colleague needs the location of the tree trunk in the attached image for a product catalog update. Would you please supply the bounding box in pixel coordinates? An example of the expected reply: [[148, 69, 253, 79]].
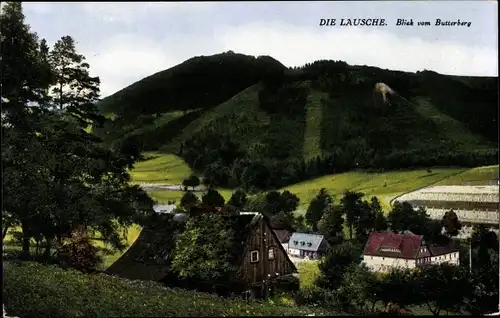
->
[[43, 235, 53, 260], [20, 222, 31, 259], [2, 224, 10, 241]]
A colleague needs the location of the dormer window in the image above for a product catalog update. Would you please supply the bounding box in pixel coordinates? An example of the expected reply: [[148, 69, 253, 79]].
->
[[300, 241, 305, 246], [293, 240, 298, 245], [307, 242, 312, 247]]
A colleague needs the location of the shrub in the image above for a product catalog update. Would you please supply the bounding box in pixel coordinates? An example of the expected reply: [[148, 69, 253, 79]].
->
[[3, 261, 340, 317], [274, 274, 300, 293], [57, 228, 102, 272]]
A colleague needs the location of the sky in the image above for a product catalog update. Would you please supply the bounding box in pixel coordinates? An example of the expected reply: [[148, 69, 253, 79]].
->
[[19, 1, 499, 97]]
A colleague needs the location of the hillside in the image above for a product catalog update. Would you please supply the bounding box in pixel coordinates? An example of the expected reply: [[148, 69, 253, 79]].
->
[[96, 52, 498, 191]]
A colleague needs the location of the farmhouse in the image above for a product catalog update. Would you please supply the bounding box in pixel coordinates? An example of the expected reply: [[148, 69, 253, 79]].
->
[[363, 231, 460, 273], [105, 211, 297, 296], [287, 233, 330, 260], [152, 204, 177, 214]]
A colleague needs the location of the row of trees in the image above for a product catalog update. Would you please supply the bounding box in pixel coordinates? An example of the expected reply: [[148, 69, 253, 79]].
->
[[1, 3, 153, 265]]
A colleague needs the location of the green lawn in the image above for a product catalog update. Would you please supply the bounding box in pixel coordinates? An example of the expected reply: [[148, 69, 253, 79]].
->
[[434, 165, 498, 186], [130, 152, 193, 185], [282, 168, 467, 211]]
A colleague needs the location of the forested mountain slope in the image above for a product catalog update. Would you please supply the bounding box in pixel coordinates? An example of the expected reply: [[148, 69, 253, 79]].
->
[[95, 52, 498, 190]]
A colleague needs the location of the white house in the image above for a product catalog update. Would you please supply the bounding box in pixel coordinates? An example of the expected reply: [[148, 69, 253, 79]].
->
[[287, 232, 330, 260], [363, 230, 460, 273], [152, 204, 177, 214]]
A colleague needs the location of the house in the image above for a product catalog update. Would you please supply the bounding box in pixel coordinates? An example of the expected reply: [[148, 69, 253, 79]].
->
[[287, 232, 330, 260], [363, 230, 460, 272], [152, 204, 177, 214], [273, 229, 292, 251], [105, 211, 297, 296]]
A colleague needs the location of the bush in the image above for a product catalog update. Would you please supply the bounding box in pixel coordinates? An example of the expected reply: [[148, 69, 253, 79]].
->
[[273, 274, 300, 293], [3, 261, 340, 317], [57, 228, 102, 272]]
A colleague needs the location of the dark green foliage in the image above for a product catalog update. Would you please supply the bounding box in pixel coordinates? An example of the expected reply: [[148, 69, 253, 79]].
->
[[413, 263, 471, 315], [317, 242, 360, 290], [441, 210, 462, 237], [340, 191, 365, 241], [226, 188, 248, 211], [317, 205, 344, 245], [3, 261, 334, 317], [171, 214, 237, 283], [180, 191, 200, 214], [306, 188, 333, 232], [201, 188, 225, 210], [1, 2, 154, 265]]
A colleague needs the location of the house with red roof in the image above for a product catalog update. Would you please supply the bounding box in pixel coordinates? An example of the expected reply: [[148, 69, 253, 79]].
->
[[363, 230, 460, 272]]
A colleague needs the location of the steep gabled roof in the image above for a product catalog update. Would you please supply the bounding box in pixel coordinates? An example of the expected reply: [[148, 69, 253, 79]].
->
[[288, 233, 327, 252], [364, 231, 423, 259], [273, 230, 292, 244], [364, 231, 460, 259]]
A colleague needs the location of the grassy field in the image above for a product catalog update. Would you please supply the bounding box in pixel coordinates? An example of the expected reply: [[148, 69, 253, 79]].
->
[[131, 152, 498, 211], [303, 90, 327, 161], [282, 168, 468, 210], [130, 152, 193, 185], [434, 165, 498, 186]]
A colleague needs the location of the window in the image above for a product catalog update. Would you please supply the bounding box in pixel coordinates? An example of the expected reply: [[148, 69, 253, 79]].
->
[[268, 248, 275, 260], [250, 250, 259, 263]]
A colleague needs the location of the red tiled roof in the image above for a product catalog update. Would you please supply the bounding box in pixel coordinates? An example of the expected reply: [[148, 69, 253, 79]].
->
[[364, 231, 423, 259]]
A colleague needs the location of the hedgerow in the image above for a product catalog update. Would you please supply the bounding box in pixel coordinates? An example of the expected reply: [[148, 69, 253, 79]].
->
[[3, 261, 338, 317]]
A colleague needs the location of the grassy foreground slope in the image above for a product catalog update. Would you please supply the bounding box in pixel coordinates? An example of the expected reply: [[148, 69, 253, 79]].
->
[[4, 262, 338, 317]]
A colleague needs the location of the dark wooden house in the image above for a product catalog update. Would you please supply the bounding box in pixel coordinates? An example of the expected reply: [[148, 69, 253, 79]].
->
[[105, 212, 297, 296]]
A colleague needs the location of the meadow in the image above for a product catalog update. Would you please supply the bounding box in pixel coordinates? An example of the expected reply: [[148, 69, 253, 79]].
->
[[137, 152, 498, 211]]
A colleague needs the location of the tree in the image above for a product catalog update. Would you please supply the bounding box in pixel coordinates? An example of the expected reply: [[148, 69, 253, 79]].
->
[[263, 190, 284, 216], [226, 188, 248, 212], [317, 241, 360, 290], [180, 191, 200, 214], [340, 191, 365, 240], [441, 209, 462, 237], [387, 201, 430, 235], [171, 214, 237, 283], [370, 197, 388, 231], [182, 175, 200, 191], [306, 188, 333, 232], [413, 264, 471, 315], [376, 267, 419, 310], [280, 190, 300, 214], [317, 205, 344, 245], [270, 211, 295, 231], [201, 188, 225, 211], [188, 175, 200, 190]]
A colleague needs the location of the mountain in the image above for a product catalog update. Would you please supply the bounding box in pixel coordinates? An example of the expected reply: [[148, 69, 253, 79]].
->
[[94, 52, 498, 191]]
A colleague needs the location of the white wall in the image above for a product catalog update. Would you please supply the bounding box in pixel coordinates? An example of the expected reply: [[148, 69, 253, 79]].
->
[[364, 252, 460, 272], [430, 252, 460, 265], [288, 248, 300, 256], [363, 255, 416, 272]]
